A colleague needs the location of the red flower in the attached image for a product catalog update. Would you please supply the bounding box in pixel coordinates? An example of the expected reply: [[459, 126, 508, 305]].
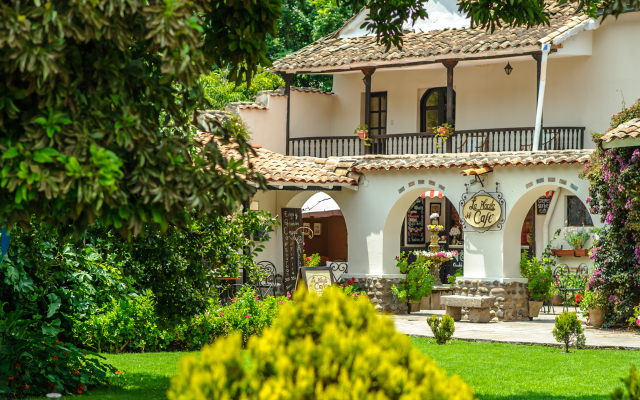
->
[[53, 356, 58, 361], [116, 370, 121, 375], [75, 369, 79, 374], [80, 385, 85, 390], [8, 377, 12, 381], [84, 353, 87, 356], [15, 364, 19, 369], [78, 389, 82, 394], [64, 352, 68, 355], [25, 385, 29, 389]]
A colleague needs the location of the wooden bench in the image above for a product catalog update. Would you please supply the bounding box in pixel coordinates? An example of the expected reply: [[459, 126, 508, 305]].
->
[[441, 295, 494, 323]]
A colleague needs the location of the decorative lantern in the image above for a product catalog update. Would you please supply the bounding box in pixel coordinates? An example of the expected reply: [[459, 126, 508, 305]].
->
[[504, 62, 513, 76]]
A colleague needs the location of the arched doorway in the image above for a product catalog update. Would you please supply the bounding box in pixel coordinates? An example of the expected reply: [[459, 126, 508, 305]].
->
[[300, 192, 349, 268]]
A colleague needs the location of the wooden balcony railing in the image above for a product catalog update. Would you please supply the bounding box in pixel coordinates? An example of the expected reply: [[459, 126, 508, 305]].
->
[[288, 127, 585, 158]]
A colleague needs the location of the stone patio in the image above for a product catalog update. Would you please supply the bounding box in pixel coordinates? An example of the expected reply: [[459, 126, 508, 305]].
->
[[393, 309, 640, 350]]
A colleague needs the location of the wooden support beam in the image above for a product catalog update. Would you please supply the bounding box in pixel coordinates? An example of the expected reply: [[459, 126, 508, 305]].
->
[[280, 73, 295, 155], [362, 67, 376, 155], [443, 60, 458, 153]]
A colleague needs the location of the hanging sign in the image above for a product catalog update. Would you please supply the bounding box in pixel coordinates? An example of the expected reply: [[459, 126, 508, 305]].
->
[[295, 267, 335, 295], [462, 195, 502, 229], [537, 197, 551, 214], [281, 208, 302, 294]]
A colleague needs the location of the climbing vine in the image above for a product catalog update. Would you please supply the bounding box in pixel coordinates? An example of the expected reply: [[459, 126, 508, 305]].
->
[[581, 99, 640, 325]]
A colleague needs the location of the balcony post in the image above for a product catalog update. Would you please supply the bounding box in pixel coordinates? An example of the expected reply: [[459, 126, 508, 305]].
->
[[362, 67, 376, 155], [443, 60, 458, 153], [280, 73, 295, 155]]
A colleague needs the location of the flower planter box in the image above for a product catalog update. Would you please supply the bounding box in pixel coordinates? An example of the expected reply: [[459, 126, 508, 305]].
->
[[408, 300, 421, 314], [528, 301, 543, 319], [588, 307, 604, 327], [551, 249, 588, 257]]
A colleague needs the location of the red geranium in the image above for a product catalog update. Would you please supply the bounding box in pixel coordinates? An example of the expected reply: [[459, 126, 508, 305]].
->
[[78, 389, 82, 393], [116, 370, 121, 375], [574, 293, 583, 306], [53, 356, 58, 361], [8, 377, 13, 381], [75, 369, 79, 374]]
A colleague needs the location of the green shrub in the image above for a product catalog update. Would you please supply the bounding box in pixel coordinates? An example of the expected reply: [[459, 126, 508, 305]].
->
[[339, 278, 367, 299], [0, 309, 119, 397], [611, 365, 640, 400], [427, 314, 456, 345], [303, 253, 322, 267], [552, 311, 586, 353], [168, 287, 475, 400], [391, 254, 435, 302], [447, 268, 463, 285], [73, 287, 288, 352]]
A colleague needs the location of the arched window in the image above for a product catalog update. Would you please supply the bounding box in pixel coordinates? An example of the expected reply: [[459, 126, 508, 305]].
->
[[420, 87, 456, 133]]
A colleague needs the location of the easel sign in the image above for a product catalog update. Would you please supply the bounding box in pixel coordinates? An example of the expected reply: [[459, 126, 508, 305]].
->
[[295, 267, 335, 295]]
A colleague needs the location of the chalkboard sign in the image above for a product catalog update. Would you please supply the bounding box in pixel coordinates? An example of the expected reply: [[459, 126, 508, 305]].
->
[[282, 208, 302, 294], [537, 197, 551, 214], [406, 197, 425, 245]]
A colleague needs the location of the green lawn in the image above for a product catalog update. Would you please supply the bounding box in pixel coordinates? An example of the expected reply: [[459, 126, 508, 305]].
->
[[43, 341, 640, 400], [413, 337, 640, 400]]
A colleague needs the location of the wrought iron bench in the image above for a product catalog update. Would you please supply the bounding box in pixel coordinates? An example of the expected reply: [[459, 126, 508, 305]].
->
[[328, 261, 348, 282], [553, 263, 589, 313]]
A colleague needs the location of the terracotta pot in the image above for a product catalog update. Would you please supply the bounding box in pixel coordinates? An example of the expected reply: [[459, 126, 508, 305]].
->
[[357, 130, 367, 139], [574, 248, 588, 257], [589, 307, 604, 327], [552, 249, 576, 257], [551, 295, 563, 306], [528, 301, 543, 318]]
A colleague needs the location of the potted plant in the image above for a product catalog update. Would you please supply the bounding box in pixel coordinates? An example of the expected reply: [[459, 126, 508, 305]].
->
[[434, 123, 453, 149], [354, 124, 372, 146], [581, 291, 606, 326], [391, 252, 435, 313], [527, 267, 553, 318], [552, 226, 593, 257], [449, 226, 461, 245]]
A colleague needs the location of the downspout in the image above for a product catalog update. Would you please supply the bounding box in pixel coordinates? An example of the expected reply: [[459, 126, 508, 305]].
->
[[532, 43, 551, 151], [542, 188, 560, 253]]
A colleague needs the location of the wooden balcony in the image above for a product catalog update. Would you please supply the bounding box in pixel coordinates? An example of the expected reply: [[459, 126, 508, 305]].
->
[[288, 127, 585, 158]]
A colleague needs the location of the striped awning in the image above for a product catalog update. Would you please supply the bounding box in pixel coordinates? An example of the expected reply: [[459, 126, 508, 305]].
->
[[545, 190, 555, 198], [421, 190, 444, 199]]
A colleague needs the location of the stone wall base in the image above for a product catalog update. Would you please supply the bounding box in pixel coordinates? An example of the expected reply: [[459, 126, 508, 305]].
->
[[453, 279, 529, 321], [339, 277, 407, 314]]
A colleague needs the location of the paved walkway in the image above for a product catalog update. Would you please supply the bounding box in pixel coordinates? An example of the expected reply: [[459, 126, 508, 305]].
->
[[393, 310, 640, 350]]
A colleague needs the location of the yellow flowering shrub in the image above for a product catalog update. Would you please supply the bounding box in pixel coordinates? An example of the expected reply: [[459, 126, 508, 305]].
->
[[168, 287, 476, 400]]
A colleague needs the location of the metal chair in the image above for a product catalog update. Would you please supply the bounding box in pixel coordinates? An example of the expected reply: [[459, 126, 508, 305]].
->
[[329, 261, 348, 282], [553, 264, 588, 313], [254, 261, 277, 299]]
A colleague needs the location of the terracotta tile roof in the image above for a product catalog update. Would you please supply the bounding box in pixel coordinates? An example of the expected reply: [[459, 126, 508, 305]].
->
[[272, 2, 592, 72], [196, 130, 361, 186], [599, 118, 640, 144], [347, 149, 593, 171]]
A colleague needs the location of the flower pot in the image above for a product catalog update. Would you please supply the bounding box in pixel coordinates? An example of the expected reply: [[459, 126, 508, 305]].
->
[[588, 307, 604, 327], [551, 295, 563, 306], [574, 248, 588, 257], [408, 300, 421, 314], [357, 130, 367, 139], [528, 301, 543, 318], [552, 249, 576, 257]]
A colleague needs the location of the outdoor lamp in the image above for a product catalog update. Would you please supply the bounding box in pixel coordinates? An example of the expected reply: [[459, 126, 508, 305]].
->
[[504, 62, 513, 75]]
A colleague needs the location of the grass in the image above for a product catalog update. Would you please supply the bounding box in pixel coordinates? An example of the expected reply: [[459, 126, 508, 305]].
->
[[39, 340, 640, 400], [413, 337, 640, 400], [32, 352, 195, 400]]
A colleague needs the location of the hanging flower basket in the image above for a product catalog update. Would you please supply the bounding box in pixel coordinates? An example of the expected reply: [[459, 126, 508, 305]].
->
[[357, 130, 368, 139], [353, 124, 372, 146]]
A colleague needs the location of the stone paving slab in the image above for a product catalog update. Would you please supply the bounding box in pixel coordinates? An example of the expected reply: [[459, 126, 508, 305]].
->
[[393, 310, 640, 350]]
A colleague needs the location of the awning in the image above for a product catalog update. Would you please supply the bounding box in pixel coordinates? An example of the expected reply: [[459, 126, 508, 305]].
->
[[545, 190, 555, 198], [460, 167, 493, 176], [421, 190, 443, 199], [302, 192, 343, 218]]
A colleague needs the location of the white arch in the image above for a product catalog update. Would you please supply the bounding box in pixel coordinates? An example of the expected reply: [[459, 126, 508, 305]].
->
[[502, 183, 598, 277]]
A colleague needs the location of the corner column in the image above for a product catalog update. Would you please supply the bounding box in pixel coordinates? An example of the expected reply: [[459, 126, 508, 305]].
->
[[362, 67, 376, 155], [281, 73, 295, 155], [443, 60, 458, 153]]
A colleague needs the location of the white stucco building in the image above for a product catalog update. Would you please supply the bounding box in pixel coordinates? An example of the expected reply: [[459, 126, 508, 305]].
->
[[212, 0, 640, 317]]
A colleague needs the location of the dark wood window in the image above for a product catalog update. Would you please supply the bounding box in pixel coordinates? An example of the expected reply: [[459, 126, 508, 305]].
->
[[567, 196, 593, 226], [420, 87, 455, 132], [369, 92, 387, 136]]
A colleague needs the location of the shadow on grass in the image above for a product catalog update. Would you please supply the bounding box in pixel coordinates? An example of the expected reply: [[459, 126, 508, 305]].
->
[[83, 370, 172, 400], [478, 394, 610, 400]]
